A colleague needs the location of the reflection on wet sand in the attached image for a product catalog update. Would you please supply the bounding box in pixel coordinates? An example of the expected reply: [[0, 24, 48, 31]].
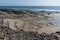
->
[[38, 13, 60, 34]]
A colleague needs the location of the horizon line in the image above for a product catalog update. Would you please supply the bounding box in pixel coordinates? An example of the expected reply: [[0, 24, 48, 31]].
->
[[0, 5, 60, 6]]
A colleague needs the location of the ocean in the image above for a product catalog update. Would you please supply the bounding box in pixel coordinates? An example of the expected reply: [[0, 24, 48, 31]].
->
[[0, 6, 60, 11]]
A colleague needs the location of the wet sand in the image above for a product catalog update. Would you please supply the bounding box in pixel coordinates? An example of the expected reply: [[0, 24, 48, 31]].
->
[[38, 13, 60, 34]]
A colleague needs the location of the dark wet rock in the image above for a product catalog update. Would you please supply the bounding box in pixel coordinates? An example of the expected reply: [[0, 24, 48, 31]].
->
[[49, 23, 54, 25], [48, 12, 52, 15], [0, 11, 8, 15], [56, 31, 60, 35]]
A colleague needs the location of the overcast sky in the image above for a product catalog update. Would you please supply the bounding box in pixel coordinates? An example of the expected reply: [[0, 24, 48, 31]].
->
[[0, 0, 60, 6]]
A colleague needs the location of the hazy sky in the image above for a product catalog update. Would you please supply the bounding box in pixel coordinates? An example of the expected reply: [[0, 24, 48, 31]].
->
[[0, 0, 60, 6]]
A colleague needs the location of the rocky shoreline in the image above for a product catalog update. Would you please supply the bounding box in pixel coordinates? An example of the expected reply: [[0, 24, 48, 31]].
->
[[0, 25, 59, 40], [0, 9, 60, 40]]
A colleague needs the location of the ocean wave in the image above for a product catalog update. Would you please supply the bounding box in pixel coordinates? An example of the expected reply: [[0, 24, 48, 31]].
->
[[1, 8, 60, 12], [31, 9, 60, 12]]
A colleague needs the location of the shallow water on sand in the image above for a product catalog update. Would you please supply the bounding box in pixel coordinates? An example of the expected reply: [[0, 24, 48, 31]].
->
[[49, 13, 60, 26], [49, 13, 60, 32], [38, 13, 60, 34]]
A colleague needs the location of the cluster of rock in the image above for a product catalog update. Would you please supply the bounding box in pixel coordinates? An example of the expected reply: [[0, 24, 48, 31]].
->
[[0, 9, 51, 19], [0, 25, 59, 40], [0, 9, 51, 15]]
